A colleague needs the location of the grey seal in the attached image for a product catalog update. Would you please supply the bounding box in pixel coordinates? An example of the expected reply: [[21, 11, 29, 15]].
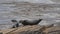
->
[[19, 19, 43, 26]]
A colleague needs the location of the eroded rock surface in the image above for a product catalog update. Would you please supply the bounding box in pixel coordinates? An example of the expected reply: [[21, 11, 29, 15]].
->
[[0, 25, 60, 34]]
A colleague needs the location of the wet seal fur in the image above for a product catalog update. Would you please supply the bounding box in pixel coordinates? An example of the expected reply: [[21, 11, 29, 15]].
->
[[19, 19, 43, 26], [11, 20, 19, 28]]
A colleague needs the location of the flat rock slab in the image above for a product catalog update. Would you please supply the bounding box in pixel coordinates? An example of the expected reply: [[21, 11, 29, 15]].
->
[[44, 26, 60, 34], [0, 25, 60, 34], [5, 25, 45, 34]]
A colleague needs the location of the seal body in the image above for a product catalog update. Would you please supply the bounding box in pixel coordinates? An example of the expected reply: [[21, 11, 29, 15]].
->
[[19, 19, 43, 26]]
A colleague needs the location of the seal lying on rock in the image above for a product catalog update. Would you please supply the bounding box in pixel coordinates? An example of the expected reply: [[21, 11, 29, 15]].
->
[[19, 19, 43, 26], [11, 20, 19, 28]]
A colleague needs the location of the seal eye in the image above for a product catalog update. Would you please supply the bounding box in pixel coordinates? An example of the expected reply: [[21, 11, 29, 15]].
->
[[11, 20, 17, 22]]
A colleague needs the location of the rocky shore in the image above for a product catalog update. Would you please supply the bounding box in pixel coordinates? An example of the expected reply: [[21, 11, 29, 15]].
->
[[0, 25, 60, 34], [0, 2, 60, 34]]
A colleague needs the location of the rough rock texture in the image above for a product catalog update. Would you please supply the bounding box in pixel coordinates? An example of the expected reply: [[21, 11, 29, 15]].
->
[[6, 25, 45, 34], [0, 25, 60, 34], [44, 26, 60, 34]]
